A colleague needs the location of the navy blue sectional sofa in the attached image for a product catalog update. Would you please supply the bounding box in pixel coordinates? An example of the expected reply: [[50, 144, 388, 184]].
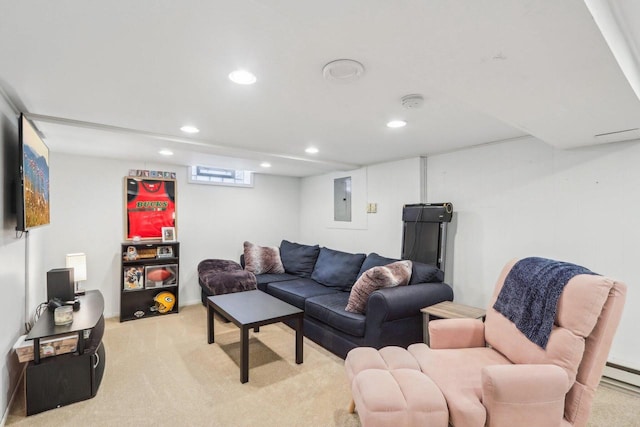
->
[[249, 240, 453, 359]]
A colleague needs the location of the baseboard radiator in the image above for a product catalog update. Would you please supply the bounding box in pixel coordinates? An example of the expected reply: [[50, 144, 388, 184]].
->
[[602, 362, 640, 393]]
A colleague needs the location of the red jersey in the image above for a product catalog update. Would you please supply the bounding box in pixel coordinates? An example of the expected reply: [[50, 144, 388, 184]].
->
[[127, 180, 175, 238]]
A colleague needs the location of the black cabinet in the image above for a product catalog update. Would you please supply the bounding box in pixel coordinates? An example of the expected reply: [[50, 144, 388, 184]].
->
[[25, 290, 105, 415], [120, 241, 180, 321]]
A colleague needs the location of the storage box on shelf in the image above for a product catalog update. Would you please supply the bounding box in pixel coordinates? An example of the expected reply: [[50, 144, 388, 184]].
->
[[120, 241, 180, 321], [14, 334, 78, 363]]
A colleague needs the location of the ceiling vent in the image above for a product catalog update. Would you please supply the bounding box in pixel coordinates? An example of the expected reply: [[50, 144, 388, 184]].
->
[[323, 59, 365, 82], [401, 94, 424, 109]]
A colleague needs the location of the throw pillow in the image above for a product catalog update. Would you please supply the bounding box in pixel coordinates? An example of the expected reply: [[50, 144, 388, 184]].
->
[[279, 240, 320, 278], [357, 253, 400, 280], [310, 247, 366, 290], [409, 260, 444, 284], [346, 260, 413, 314], [243, 241, 285, 275]]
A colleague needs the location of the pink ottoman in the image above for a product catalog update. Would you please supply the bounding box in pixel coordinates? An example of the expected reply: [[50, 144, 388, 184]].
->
[[345, 346, 421, 383], [345, 347, 448, 427], [351, 368, 448, 427]]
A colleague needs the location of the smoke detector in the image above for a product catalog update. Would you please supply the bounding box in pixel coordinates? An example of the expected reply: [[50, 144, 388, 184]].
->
[[401, 94, 425, 109], [323, 59, 365, 82]]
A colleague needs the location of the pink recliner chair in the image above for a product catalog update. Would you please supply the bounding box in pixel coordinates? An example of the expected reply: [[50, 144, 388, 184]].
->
[[345, 258, 627, 427]]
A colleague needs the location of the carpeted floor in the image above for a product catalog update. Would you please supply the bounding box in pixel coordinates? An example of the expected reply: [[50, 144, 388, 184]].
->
[[6, 304, 640, 426]]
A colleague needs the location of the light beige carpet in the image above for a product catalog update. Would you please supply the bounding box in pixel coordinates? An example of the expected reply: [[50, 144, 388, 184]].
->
[[7, 304, 640, 426]]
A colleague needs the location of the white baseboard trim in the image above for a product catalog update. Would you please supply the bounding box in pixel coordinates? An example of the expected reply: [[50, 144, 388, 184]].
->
[[602, 364, 640, 393], [1, 364, 27, 427], [180, 298, 202, 307]]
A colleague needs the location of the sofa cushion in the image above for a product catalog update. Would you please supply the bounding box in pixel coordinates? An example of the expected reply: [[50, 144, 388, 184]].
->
[[357, 253, 399, 280], [306, 292, 366, 337], [266, 278, 338, 309], [254, 273, 298, 292], [346, 261, 412, 314], [409, 261, 444, 284], [408, 344, 512, 427], [310, 247, 366, 290], [279, 240, 320, 278], [243, 241, 285, 275]]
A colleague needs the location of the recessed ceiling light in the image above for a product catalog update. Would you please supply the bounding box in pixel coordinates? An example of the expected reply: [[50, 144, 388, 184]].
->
[[260, 162, 272, 168], [159, 149, 174, 156], [322, 59, 365, 82], [229, 69, 257, 85], [305, 147, 319, 154], [180, 125, 199, 134], [386, 120, 407, 128]]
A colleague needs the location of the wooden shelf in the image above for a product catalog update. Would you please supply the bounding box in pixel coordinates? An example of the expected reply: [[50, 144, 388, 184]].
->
[[120, 242, 180, 322]]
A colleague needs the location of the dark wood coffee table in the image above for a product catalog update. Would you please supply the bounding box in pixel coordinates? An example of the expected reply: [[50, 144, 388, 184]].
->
[[207, 290, 304, 383]]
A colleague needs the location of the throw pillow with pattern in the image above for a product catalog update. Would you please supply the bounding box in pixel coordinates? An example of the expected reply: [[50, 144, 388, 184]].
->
[[345, 260, 412, 314], [243, 241, 285, 275]]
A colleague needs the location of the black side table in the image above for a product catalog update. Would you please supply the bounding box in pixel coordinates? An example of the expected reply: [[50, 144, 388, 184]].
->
[[25, 290, 106, 415]]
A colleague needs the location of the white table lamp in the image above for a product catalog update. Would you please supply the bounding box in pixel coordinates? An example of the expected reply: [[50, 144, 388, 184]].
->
[[66, 253, 87, 295]]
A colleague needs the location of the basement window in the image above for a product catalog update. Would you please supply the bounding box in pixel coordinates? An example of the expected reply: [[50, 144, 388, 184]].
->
[[187, 165, 254, 187]]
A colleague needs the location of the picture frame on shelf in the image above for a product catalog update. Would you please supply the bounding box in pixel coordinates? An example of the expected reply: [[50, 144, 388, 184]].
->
[[161, 226, 176, 242], [144, 264, 177, 289], [123, 266, 144, 291], [157, 245, 173, 258]]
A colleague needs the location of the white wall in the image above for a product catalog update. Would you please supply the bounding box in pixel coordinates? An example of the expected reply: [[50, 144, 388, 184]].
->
[[44, 154, 301, 317], [177, 168, 300, 304], [427, 136, 639, 370], [300, 157, 422, 257], [0, 97, 27, 422], [4, 124, 636, 420]]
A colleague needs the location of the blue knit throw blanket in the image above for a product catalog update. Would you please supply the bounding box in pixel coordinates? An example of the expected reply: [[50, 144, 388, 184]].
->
[[493, 257, 598, 349]]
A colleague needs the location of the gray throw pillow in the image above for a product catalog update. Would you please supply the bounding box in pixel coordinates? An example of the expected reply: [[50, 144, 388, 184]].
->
[[346, 261, 413, 314], [357, 253, 400, 280], [243, 241, 285, 275]]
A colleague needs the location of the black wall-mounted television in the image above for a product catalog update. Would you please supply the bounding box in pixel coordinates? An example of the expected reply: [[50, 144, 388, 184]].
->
[[16, 113, 50, 231]]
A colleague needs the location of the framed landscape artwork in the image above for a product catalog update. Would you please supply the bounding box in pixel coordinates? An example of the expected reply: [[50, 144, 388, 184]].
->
[[124, 177, 177, 240]]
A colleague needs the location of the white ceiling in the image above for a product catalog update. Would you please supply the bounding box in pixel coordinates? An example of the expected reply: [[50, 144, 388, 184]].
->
[[1, 0, 639, 177]]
